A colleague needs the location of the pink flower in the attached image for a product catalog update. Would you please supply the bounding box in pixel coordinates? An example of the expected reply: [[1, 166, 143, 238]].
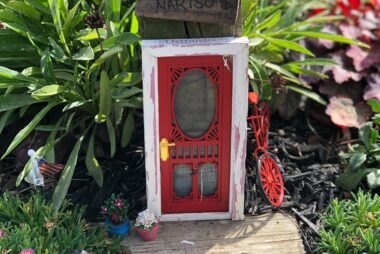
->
[[100, 207, 108, 215], [114, 198, 123, 208], [0, 228, 5, 238], [19, 249, 36, 254]]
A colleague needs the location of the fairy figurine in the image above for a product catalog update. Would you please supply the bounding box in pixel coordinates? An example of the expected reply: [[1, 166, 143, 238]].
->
[[25, 149, 65, 186]]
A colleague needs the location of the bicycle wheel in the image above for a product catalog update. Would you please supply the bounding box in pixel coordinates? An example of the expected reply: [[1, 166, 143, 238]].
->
[[256, 154, 284, 207]]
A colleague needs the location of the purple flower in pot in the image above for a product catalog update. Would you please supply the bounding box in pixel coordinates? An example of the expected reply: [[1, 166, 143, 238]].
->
[[102, 194, 130, 237]]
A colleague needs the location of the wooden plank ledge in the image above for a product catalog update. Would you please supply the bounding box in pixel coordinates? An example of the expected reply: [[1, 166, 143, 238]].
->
[[123, 212, 305, 254]]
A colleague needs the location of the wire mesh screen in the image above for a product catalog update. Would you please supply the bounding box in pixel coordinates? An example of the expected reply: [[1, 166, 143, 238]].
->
[[198, 163, 218, 197], [173, 164, 193, 198], [174, 69, 216, 138]]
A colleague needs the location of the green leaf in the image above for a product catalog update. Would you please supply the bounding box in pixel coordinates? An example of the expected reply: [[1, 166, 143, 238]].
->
[[89, 46, 123, 72], [6, 1, 41, 20], [48, 0, 69, 53], [288, 85, 327, 105], [52, 133, 85, 216], [86, 129, 103, 187], [368, 99, 380, 113], [109, 71, 142, 87], [63, 101, 91, 112], [120, 2, 136, 27], [264, 62, 303, 86], [336, 168, 379, 191], [27, 0, 51, 14], [255, 11, 281, 32], [78, 28, 107, 41], [35, 125, 66, 132], [284, 66, 328, 79], [283, 58, 337, 67], [359, 122, 379, 150], [41, 49, 56, 83], [121, 111, 134, 148], [249, 57, 270, 99], [289, 15, 344, 29], [62, 1, 82, 39], [48, 37, 66, 61], [96, 71, 112, 123], [253, 33, 315, 56], [367, 170, 380, 189], [278, 31, 370, 48], [0, 109, 15, 135], [72, 46, 94, 61], [94, 32, 140, 52], [349, 152, 367, 171], [112, 86, 142, 99], [373, 114, 380, 126], [105, 0, 121, 25], [106, 118, 116, 157], [0, 94, 39, 112], [0, 66, 44, 84], [1, 101, 60, 159], [32, 85, 65, 100], [116, 97, 143, 109]]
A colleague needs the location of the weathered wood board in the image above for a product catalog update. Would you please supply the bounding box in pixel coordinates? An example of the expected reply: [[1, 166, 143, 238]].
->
[[136, 0, 239, 25], [123, 212, 306, 254]]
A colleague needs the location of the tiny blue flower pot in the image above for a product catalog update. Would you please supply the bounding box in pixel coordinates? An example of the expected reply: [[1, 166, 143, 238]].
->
[[105, 217, 130, 238]]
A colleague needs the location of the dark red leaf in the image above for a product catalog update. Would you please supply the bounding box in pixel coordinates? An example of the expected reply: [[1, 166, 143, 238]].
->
[[337, 1, 351, 16], [349, 0, 361, 9], [326, 96, 372, 128], [364, 73, 380, 101], [339, 24, 362, 40], [346, 44, 380, 72], [332, 66, 364, 84]]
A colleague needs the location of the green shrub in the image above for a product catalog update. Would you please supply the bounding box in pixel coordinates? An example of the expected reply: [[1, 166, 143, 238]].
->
[[319, 191, 380, 254], [0, 0, 141, 213], [0, 191, 124, 254]]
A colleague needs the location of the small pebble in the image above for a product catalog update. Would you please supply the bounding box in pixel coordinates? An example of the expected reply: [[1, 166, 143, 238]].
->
[[277, 129, 286, 137]]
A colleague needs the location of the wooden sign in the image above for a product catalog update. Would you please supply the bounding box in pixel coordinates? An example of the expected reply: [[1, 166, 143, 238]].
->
[[136, 0, 239, 25]]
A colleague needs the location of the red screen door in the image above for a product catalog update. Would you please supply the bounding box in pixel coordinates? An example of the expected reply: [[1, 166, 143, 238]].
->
[[158, 55, 232, 214]]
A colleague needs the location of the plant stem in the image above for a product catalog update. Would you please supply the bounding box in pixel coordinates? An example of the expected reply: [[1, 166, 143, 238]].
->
[[96, 28, 104, 52]]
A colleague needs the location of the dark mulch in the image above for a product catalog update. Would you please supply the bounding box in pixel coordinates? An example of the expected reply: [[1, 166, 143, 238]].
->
[[245, 111, 347, 253]]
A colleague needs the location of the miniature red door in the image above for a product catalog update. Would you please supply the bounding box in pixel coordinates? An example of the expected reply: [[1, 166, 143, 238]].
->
[[158, 55, 232, 214]]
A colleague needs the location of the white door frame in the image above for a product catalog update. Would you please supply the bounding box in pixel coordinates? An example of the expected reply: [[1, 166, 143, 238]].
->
[[142, 37, 249, 221]]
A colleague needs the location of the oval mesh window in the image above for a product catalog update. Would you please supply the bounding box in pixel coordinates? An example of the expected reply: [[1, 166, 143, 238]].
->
[[174, 70, 216, 139], [198, 163, 218, 197], [173, 164, 193, 198]]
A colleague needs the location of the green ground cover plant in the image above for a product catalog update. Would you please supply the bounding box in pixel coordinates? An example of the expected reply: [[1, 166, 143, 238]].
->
[[0, 191, 124, 253], [319, 191, 380, 254]]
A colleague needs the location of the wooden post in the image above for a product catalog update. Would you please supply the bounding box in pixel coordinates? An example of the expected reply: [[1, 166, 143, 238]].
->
[[136, 0, 241, 39]]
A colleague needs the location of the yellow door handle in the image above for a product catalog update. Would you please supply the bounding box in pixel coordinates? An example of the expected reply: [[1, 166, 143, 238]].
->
[[160, 138, 175, 162]]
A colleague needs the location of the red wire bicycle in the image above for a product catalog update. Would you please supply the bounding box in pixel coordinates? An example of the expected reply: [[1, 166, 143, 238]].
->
[[246, 92, 284, 207]]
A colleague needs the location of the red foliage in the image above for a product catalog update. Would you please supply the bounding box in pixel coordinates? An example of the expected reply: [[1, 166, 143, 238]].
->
[[307, 0, 380, 128]]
